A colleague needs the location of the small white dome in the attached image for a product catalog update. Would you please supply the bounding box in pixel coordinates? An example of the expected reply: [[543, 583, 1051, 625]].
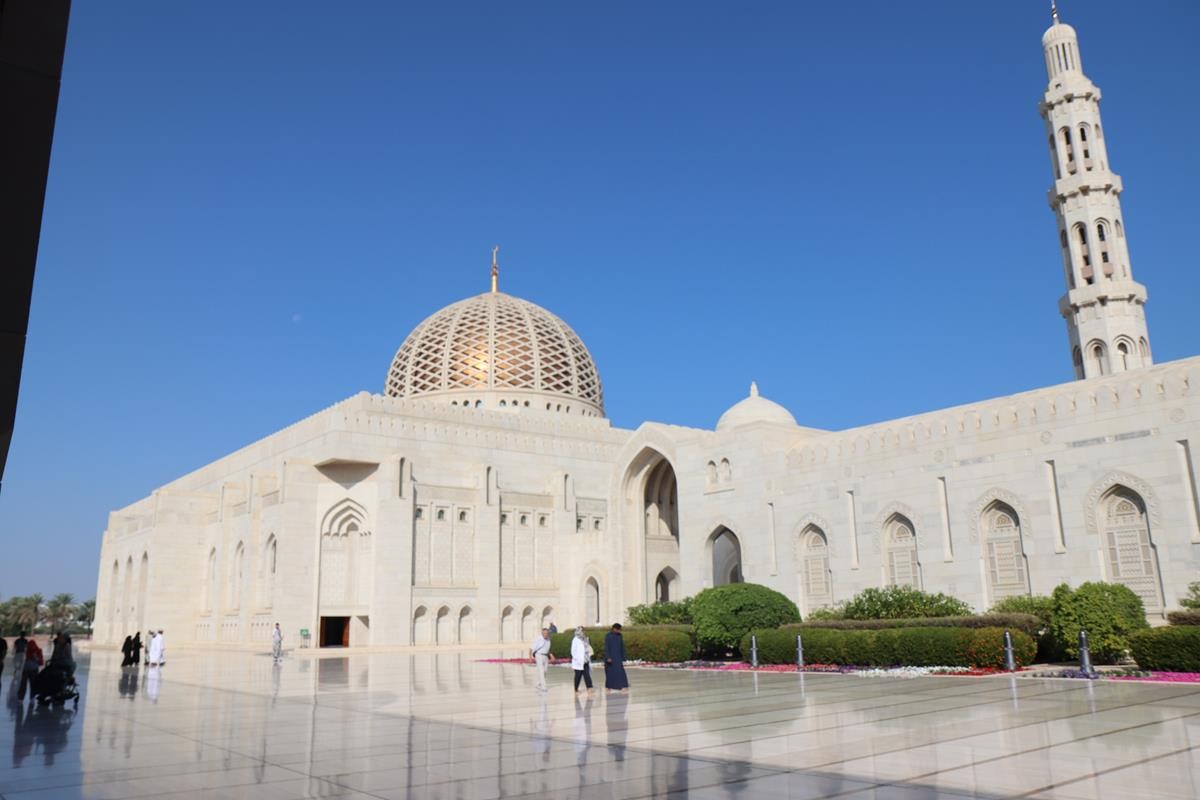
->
[[1042, 21, 1077, 46], [716, 382, 796, 431]]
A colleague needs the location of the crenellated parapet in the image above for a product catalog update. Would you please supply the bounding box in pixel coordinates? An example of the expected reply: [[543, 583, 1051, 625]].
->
[[789, 357, 1198, 466]]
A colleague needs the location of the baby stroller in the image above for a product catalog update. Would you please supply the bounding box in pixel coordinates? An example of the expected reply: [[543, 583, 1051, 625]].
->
[[32, 662, 80, 708]]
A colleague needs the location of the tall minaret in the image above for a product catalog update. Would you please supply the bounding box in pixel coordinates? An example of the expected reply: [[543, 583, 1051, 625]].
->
[[1040, 4, 1152, 380]]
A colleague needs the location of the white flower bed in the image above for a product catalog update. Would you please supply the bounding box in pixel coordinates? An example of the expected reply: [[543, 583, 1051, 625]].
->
[[849, 666, 971, 678]]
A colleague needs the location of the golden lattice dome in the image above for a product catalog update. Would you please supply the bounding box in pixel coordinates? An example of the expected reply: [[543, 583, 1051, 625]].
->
[[384, 290, 604, 417]]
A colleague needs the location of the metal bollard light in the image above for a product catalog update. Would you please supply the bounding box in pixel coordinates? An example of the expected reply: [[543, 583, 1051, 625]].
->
[[1003, 630, 1016, 672], [1078, 629, 1094, 676], [796, 633, 805, 669], [750, 634, 759, 668]]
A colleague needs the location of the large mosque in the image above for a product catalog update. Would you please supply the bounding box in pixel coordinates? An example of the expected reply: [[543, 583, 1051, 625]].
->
[[94, 11, 1200, 648]]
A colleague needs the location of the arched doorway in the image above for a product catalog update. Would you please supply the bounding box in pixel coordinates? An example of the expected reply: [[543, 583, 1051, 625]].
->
[[710, 527, 743, 586], [412, 606, 430, 644], [520, 606, 535, 641], [621, 447, 682, 602], [136, 553, 149, 632], [501, 605, 516, 642], [435, 606, 452, 644], [584, 578, 600, 625], [655, 568, 679, 603], [458, 606, 474, 643]]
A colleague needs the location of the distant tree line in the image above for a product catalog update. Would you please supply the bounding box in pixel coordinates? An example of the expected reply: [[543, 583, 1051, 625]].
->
[[0, 594, 95, 636]]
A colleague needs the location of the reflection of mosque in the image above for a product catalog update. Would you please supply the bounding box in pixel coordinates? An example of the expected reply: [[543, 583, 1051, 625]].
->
[[94, 9, 1200, 650]]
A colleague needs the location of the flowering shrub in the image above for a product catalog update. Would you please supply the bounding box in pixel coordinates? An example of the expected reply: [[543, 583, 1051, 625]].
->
[[837, 586, 972, 620], [786, 613, 1041, 636], [626, 598, 693, 625]]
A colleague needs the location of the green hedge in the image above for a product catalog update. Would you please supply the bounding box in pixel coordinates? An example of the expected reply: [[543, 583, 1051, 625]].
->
[[1129, 627, 1200, 672], [548, 627, 694, 662], [784, 613, 1041, 636], [1050, 582, 1149, 664], [1167, 610, 1200, 626], [740, 626, 1036, 669], [691, 583, 800, 654]]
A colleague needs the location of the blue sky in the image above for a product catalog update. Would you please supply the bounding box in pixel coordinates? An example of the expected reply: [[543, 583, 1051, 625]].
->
[[3, 1, 1198, 600]]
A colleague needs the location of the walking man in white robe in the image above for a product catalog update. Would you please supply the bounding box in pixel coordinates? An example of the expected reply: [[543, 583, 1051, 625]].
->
[[530, 627, 552, 692], [147, 630, 165, 666], [271, 623, 283, 662]]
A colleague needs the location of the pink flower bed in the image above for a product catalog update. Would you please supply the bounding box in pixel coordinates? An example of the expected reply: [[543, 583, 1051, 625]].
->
[[1110, 671, 1200, 683]]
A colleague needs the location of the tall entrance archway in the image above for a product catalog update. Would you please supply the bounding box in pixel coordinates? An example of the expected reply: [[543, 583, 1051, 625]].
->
[[710, 527, 743, 586], [621, 447, 682, 603]]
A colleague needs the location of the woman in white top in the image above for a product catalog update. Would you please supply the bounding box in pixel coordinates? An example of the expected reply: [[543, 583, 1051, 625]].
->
[[570, 626, 594, 694]]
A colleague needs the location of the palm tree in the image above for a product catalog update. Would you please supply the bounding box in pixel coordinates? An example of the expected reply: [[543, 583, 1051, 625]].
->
[[76, 599, 96, 631], [14, 594, 43, 632], [46, 593, 74, 631]]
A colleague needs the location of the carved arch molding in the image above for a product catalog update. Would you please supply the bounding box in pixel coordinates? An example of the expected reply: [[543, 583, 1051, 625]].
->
[[1083, 470, 1161, 536], [871, 501, 918, 553], [966, 488, 1032, 544]]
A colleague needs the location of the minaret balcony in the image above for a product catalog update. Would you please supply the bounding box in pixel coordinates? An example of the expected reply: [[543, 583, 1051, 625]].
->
[[1060, 280, 1148, 313], [1048, 173, 1122, 205]]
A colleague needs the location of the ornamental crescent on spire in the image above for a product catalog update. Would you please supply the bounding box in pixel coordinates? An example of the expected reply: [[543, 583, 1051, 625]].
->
[[491, 245, 499, 293]]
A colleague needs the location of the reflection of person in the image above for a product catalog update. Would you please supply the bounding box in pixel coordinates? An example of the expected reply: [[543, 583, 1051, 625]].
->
[[145, 666, 161, 703], [603, 624, 629, 692], [272, 623, 283, 662], [531, 694, 551, 765], [605, 691, 629, 763], [571, 627, 594, 694], [12, 701, 74, 768], [530, 627, 552, 692], [573, 694, 593, 767]]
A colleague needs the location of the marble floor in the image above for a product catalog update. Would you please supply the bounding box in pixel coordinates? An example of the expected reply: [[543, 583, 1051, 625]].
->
[[1, 649, 1198, 799]]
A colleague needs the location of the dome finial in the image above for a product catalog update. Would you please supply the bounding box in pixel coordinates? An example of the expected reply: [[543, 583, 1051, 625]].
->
[[750, 381, 759, 397], [1051, 0, 1060, 24], [491, 245, 499, 293]]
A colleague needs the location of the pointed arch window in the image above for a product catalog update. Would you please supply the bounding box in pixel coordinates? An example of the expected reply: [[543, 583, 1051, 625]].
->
[[884, 515, 920, 589], [982, 503, 1029, 602], [1100, 488, 1163, 613], [797, 526, 833, 612]]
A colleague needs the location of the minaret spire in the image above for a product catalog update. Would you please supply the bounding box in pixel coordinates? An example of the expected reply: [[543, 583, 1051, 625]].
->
[[490, 245, 499, 293], [1040, 9, 1152, 380]]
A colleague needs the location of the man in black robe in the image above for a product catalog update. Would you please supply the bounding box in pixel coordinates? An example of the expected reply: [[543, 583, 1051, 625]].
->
[[603, 624, 629, 692]]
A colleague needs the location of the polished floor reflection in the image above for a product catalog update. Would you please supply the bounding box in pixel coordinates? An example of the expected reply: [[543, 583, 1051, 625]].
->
[[1, 649, 1198, 799]]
